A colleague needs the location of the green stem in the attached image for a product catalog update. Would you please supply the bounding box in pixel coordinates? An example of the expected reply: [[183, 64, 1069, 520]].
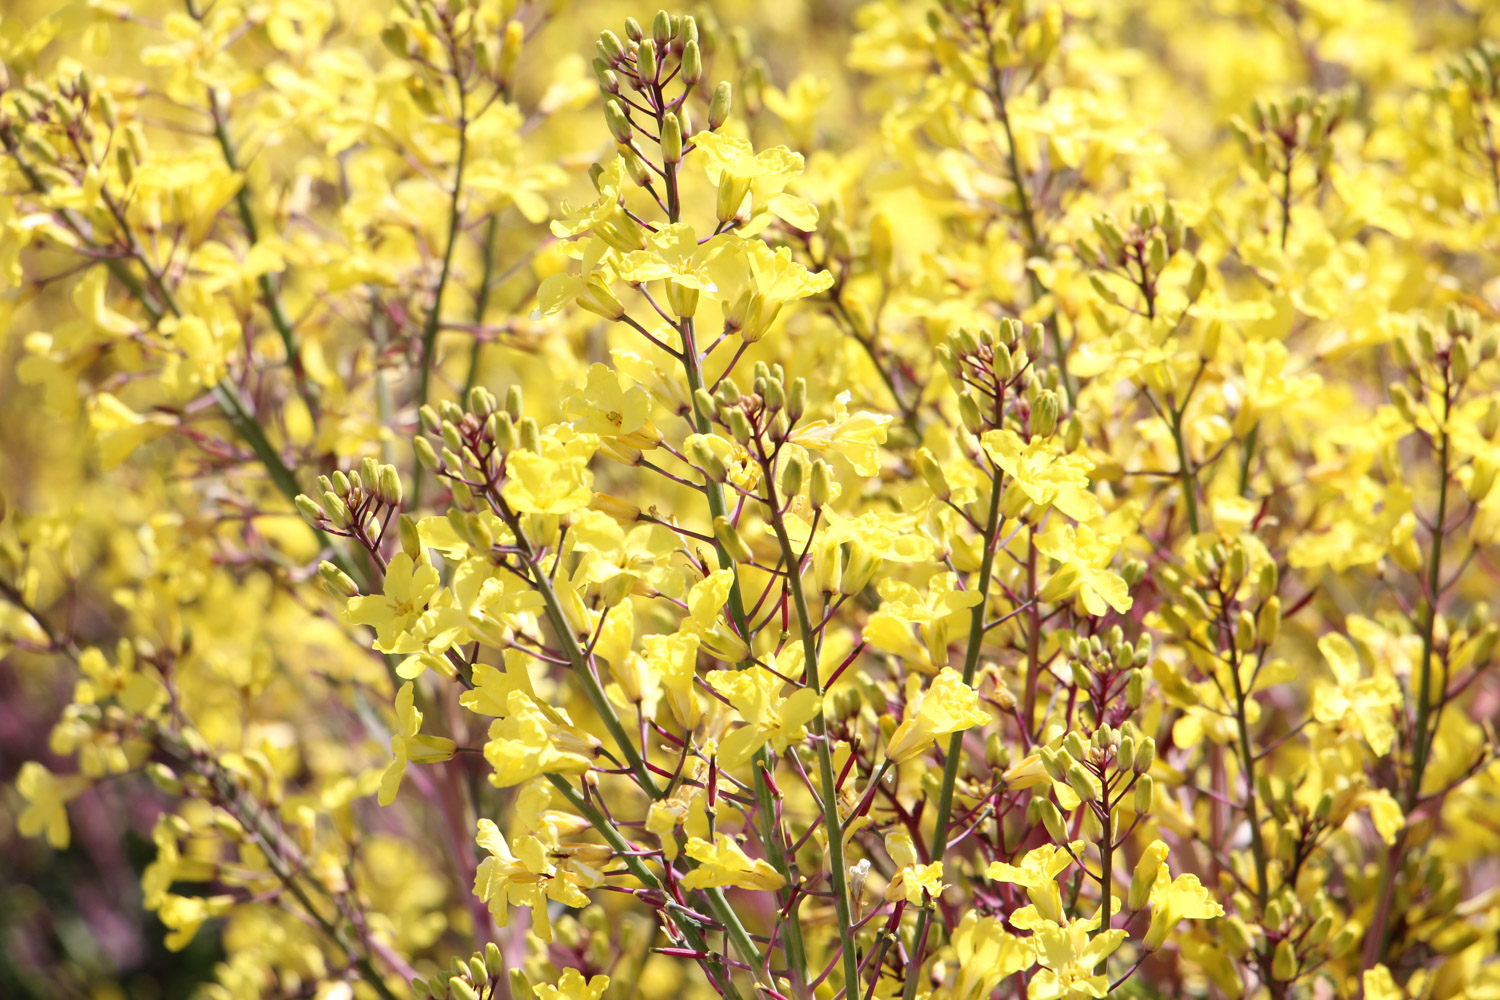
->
[[463, 215, 500, 397], [659, 145, 803, 981], [762, 485, 860, 999], [902, 465, 1005, 1000], [547, 776, 748, 1000], [1238, 422, 1259, 496], [1227, 651, 1269, 910], [413, 108, 470, 509], [1408, 385, 1451, 813], [206, 87, 314, 404], [493, 502, 659, 795], [983, 30, 1073, 408], [1170, 409, 1201, 533]]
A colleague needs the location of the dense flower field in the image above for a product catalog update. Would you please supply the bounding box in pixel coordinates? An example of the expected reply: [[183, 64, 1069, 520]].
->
[[3, 1, 1500, 999]]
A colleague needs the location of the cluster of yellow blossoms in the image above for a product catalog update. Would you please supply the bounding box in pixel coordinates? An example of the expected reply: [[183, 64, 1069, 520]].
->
[[3, 2, 1500, 1000]]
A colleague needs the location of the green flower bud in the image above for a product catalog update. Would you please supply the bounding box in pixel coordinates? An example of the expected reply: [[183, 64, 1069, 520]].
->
[[318, 561, 359, 599], [809, 459, 833, 509], [713, 516, 754, 564], [294, 494, 324, 527], [598, 29, 624, 62], [1133, 773, 1154, 814], [661, 111, 683, 164], [915, 448, 951, 500], [781, 452, 807, 498], [1066, 763, 1098, 802], [959, 393, 984, 434], [727, 407, 752, 444], [682, 40, 702, 86], [1271, 939, 1297, 981], [1134, 738, 1155, 773], [1257, 596, 1282, 648], [604, 99, 633, 144], [1328, 921, 1361, 958], [690, 440, 728, 483], [636, 40, 658, 83], [1187, 258, 1208, 301], [709, 81, 733, 129], [1026, 322, 1045, 357], [378, 463, 404, 506], [1037, 798, 1068, 841], [1031, 390, 1059, 437]]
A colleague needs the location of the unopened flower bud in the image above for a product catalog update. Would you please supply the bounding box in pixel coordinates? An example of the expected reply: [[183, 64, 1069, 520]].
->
[[681, 40, 702, 87], [604, 99, 633, 144], [713, 516, 754, 564], [636, 40, 658, 83], [597, 30, 624, 62], [294, 494, 324, 527], [1133, 773, 1154, 813], [958, 393, 983, 434], [661, 111, 683, 164], [915, 449, 951, 500], [318, 561, 359, 599], [780, 453, 806, 498], [1123, 736, 1151, 775], [1066, 763, 1098, 802], [727, 408, 752, 444], [399, 514, 422, 560], [709, 81, 733, 129], [1257, 596, 1282, 648], [809, 459, 833, 509], [1271, 939, 1297, 981]]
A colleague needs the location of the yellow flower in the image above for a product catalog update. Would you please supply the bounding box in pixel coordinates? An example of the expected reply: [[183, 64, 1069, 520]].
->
[[533, 969, 610, 1000], [787, 390, 893, 476], [1029, 921, 1126, 1000], [951, 912, 1036, 1000], [483, 689, 596, 787], [708, 660, 823, 769], [1312, 633, 1402, 755], [156, 893, 235, 952], [16, 762, 91, 849], [886, 667, 991, 763], [1033, 523, 1133, 616], [982, 430, 1104, 523], [378, 681, 457, 806], [346, 553, 441, 652], [690, 132, 819, 230], [986, 842, 1082, 925], [503, 449, 593, 515], [1143, 870, 1223, 950], [563, 363, 661, 448], [706, 236, 835, 341], [616, 222, 729, 317], [537, 239, 626, 321], [87, 392, 175, 470], [883, 830, 946, 905], [474, 818, 595, 943], [680, 834, 787, 892]]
